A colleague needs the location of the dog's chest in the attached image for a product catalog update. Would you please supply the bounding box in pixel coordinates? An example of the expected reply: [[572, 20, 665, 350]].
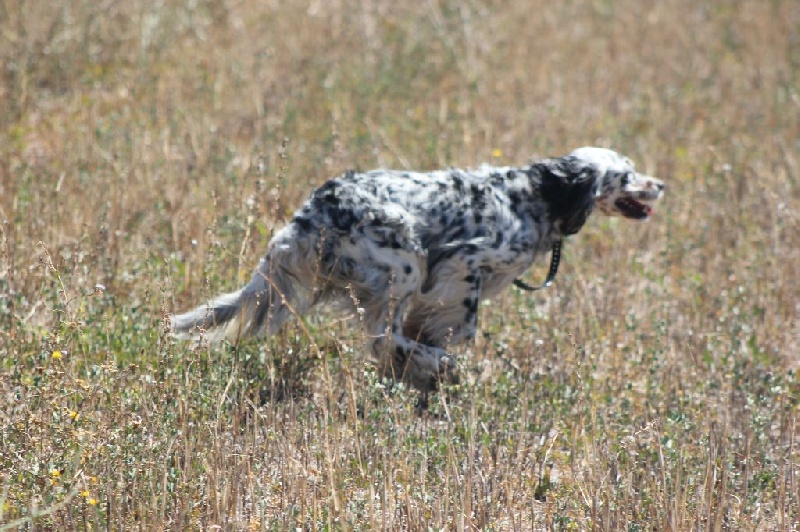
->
[[478, 229, 552, 298]]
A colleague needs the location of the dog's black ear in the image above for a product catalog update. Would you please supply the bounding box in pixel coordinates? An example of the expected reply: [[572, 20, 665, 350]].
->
[[538, 156, 600, 235]]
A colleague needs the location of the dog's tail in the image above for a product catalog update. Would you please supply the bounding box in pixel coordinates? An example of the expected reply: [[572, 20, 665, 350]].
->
[[171, 226, 313, 342]]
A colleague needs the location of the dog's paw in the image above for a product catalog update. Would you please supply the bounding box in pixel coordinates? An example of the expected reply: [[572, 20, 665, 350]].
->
[[437, 354, 459, 386], [418, 354, 459, 392], [399, 348, 459, 393]]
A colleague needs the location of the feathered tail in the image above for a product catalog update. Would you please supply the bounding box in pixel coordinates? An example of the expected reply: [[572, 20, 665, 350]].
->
[[171, 226, 313, 342]]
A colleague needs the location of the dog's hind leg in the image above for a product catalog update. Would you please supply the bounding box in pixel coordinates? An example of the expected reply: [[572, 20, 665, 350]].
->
[[358, 283, 459, 393], [286, 196, 459, 392], [336, 239, 458, 393]]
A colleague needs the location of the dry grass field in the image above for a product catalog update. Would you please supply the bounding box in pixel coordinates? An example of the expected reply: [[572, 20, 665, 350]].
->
[[1, 0, 799, 529]]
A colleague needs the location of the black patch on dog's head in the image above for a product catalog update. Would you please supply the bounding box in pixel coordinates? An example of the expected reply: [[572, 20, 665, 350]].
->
[[537, 156, 600, 235]]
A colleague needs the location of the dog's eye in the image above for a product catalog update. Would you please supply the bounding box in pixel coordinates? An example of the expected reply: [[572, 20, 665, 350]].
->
[[620, 173, 630, 187]]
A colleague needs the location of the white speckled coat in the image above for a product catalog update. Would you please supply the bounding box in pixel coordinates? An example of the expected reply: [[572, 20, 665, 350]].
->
[[172, 147, 664, 395]]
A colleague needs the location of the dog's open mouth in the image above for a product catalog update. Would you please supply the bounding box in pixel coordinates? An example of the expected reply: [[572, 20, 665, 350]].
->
[[615, 197, 653, 220]]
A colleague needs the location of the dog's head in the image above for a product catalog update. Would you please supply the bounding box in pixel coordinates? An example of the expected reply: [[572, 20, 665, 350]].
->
[[569, 147, 665, 221], [538, 147, 665, 236]]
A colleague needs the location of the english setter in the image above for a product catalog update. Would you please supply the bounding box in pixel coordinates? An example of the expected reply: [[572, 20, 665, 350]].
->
[[173, 147, 665, 394]]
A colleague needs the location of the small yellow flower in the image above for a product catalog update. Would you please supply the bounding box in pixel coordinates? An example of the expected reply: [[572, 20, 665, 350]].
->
[[52, 351, 63, 360], [91, 476, 98, 484], [69, 410, 79, 420], [492, 148, 503, 158], [88, 498, 98, 506], [50, 469, 61, 478], [81, 490, 90, 498]]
